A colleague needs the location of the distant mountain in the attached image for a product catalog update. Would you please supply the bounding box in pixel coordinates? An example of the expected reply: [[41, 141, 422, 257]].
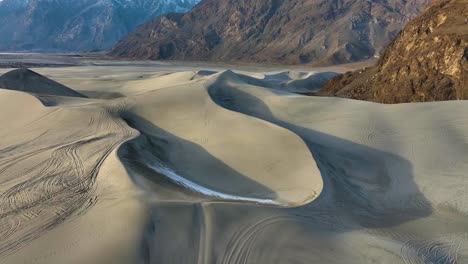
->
[[110, 0, 430, 65], [320, 0, 467, 103], [0, 0, 199, 52]]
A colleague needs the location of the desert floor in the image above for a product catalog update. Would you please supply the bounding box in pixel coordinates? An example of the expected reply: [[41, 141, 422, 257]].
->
[[0, 57, 467, 263]]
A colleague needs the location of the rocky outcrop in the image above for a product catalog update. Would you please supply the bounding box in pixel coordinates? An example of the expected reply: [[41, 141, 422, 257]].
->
[[110, 0, 429, 65], [0, 0, 199, 52], [320, 0, 468, 103]]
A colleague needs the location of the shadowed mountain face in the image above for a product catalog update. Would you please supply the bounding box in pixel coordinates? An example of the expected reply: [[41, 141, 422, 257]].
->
[[110, 0, 430, 65], [320, 0, 468, 103], [0, 0, 199, 52]]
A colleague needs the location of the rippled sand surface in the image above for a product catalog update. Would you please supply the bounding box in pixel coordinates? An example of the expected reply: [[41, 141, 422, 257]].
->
[[0, 65, 467, 264]]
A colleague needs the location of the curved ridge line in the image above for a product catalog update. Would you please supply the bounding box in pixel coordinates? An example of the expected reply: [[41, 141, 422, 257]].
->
[[114, 113, 284, 206], [204, 70, 324, 204]]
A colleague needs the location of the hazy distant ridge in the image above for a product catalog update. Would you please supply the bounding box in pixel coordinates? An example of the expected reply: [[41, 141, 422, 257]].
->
[[0, 0, 200, 52]]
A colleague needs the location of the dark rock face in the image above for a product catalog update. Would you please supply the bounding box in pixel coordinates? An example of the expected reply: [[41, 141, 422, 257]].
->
[[110, 0, 430, 65], [0, 0, 199, 52], [320, 0, 468, 103]]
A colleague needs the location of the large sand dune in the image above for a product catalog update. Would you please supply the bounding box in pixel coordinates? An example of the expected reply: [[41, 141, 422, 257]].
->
[[0, 67, 467, 263]]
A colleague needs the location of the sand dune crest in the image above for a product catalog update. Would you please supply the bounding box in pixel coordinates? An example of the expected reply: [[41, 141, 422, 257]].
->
[[0, 68, 86, 98]]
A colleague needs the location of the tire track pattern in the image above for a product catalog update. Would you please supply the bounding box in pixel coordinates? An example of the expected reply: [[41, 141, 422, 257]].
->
[[401, 234, 467, 264], [221, 212, 347, 264], [0, 104, 134, 258]]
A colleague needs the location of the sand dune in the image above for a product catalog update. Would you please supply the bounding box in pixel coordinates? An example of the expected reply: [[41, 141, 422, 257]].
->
[[120, 71, 322, 206], [0, 68, 86, 97], [0, 67, 467, 263], [200, 70, 339, 94]]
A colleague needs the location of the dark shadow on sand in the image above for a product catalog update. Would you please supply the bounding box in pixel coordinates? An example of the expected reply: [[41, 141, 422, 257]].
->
[[118, 112, 279, 202], [207, 76, 433, 228], [117, 111, 285, 264], [117, 76, 436, 263]]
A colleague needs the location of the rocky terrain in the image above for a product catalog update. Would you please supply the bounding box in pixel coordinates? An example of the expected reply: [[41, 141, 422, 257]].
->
[[320, 0, 467, 103], [110, 0, 430, 65], [0, 0, 199, 52]]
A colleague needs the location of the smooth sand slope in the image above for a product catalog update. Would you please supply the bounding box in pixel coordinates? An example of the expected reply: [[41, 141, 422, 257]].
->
[[0, 66, 467, 263]]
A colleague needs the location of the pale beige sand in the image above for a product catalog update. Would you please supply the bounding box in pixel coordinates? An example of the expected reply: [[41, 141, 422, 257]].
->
[[0, 65, 467, 264]]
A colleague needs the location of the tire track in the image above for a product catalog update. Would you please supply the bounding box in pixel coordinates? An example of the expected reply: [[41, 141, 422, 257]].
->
[[400, 235, 466, 264], [0, 103, 136, 258], [221, 212, 343, 264]]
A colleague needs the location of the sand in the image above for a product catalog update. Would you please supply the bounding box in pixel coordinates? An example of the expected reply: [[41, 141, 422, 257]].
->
[[0, 64, 467, 263]]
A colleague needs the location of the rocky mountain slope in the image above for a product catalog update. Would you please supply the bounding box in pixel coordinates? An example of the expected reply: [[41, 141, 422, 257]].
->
[[110, 0, 430, 65], [320, 0, 467, 103], [0, 0, 199, 52]]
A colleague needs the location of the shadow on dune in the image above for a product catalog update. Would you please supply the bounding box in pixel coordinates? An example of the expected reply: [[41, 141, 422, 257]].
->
[[0, 68, 86, 98], [237, 71, 338, 93], [127, 76, 436, 263], [117, 112, 295, 264], [207, 76, 433, 229], [79, 90, 125, 99], [119, 71, 435, 263], [118, 112, 279, 203], [197, 70, 338, 93]]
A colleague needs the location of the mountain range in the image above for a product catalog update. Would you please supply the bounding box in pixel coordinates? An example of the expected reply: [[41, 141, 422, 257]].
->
[[0, 0, 199, 52], [319, 0, 467, 103], [110, 0, 430, 65]]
